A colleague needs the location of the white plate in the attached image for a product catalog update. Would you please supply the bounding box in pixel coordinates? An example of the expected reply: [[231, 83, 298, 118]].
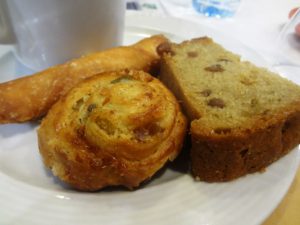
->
[[0, 12, 299, 225]]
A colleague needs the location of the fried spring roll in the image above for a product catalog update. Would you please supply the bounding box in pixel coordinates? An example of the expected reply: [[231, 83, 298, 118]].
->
[[0, 35, 168, 123]]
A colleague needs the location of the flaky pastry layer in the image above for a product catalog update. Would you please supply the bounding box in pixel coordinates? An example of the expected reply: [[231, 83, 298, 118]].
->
[[37, 70, 187, 191]]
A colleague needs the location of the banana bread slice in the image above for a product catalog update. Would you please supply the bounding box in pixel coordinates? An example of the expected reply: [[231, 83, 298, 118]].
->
[[158, 37, 300, 182]]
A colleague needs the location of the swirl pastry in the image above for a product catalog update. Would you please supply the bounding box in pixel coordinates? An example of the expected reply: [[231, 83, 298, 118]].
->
[[0, 35, 168, 124], [37, 70, 187, 191]]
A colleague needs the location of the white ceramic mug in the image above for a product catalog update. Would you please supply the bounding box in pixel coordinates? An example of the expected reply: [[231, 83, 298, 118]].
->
[[0, 0, 125, 71]]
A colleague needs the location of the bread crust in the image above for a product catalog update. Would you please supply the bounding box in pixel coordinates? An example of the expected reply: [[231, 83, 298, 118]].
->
[[191, 106, 300, 181], [37, 70, 187, 191], [0, 35, 169, 124]]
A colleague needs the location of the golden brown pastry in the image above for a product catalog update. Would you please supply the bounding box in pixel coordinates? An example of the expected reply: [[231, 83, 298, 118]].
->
[[0, 35, 169, 124], [37, 70, 187, 191]]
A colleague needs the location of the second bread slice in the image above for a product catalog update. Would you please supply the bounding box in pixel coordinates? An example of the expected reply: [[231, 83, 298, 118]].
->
[[159, 37, 300, 182]]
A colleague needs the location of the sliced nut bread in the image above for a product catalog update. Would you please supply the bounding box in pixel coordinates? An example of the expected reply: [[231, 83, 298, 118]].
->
[[158, 37, 300, 182]]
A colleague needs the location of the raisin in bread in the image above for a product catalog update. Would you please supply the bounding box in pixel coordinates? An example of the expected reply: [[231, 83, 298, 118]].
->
[[158, 37, 300, 182], [37, 70, 187, 191]]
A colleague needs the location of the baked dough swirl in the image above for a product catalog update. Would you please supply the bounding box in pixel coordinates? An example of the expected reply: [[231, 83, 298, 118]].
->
[[37, 70, 187, 191]]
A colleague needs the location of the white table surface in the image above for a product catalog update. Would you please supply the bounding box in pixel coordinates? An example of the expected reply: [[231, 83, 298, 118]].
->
[[131, 0, 299, 62], [1, 0, 299, 65]]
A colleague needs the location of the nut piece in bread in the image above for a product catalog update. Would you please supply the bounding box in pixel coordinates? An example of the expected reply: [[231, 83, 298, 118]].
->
[[37, 70, 187, 191], [159, 37, 300, 182], [0, 35, 169, 124]]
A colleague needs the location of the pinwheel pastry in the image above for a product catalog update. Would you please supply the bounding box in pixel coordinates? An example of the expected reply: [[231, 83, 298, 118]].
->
[[37, 70, 187, 191]]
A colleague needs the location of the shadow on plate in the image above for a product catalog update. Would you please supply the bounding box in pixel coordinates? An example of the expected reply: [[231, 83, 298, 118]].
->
[[0, 121, 39, 138]]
